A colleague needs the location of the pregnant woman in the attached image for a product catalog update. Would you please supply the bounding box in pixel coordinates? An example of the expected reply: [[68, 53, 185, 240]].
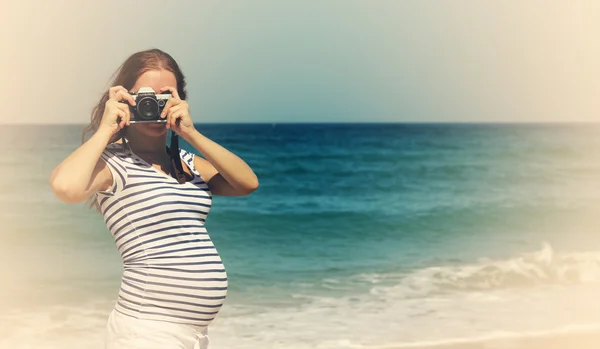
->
[[49, 48, 259, 349]]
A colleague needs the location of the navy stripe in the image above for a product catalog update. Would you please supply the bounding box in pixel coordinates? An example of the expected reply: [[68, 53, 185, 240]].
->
[[145, 244, 214, 258], [122, 279, 226, 300], [134, 216, 205, 232], [139, 310, 215, 322], [125, 266, 226, 274], [126, 180, 210, 193], [149, 253, 221, 260], [119, 294, 142, 307], [113, 227, 135, 245], [120, 294, 219, 316], [141, 261, 225, 267], [114, 307, 134, 318], [108, 199, 209, 232], [119, 185, 211, 203], [125, 180, 166, 189], [127, 269, 227, 282], [117, 300, 140, 312], [119, 286, 224, 308], [120, 226, 208, 255], [105, 151, 128, 174], [119, 191, 208, 211], [128, 174, 166, 180], [99, 195, 110, 206], [124, 275, 227, 291], [121, 233, 210, 262], [115, 219, 211, 245], [126, 181, 210, 195], [146, 238, 213, 251], [101, 154, 125, 190], [108, 199, 209, 229], [125, 166, 155, 173], [112, 209, 206, 240], [103, 195, 122, 219], [99, 147, 224, 325]]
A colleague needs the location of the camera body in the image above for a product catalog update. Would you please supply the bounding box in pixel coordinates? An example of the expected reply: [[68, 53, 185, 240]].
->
[[126, 87, 172, 123]]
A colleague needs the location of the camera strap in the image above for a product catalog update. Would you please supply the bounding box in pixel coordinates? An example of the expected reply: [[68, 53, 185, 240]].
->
[[168, 130, 187, 184]]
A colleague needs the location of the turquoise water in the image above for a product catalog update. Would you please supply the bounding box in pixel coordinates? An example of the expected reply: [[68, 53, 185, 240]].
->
[[2, 123, 600, 348]]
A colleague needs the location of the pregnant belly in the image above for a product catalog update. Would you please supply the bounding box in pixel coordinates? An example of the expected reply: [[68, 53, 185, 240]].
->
[[118, 262, 228, 325]]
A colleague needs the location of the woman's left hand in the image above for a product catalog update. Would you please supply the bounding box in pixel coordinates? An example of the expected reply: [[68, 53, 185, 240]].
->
[[160, 86, 196, 139]]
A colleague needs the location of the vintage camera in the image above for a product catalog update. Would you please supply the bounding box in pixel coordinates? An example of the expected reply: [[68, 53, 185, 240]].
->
[[126, 87, 172, 123]]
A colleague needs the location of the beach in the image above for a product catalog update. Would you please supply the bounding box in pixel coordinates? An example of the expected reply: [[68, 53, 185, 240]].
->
[[2, 123, 600, 349], [383, 329, 600, 349]]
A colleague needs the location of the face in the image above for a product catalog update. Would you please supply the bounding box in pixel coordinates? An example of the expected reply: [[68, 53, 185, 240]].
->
[[128, 69, 178, 138]]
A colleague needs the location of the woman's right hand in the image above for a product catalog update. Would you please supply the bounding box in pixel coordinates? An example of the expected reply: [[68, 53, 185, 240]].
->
[[98, 85, 137, 136], [49, 86, 137, 204]]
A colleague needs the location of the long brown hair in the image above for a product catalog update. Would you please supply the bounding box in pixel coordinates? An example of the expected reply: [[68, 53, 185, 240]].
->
[[82, 48, 188, 211], [82, 48, 187, 144]]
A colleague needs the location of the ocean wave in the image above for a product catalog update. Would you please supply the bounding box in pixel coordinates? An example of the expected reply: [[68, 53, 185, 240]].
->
[[369, 242, 600, 297]]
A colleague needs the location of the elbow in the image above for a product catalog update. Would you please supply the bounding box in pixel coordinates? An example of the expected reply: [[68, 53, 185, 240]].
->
[[248, 177, 260, 193], [49, 177, 85, 204], [240, 177, 259, 195], [249, 179, 259, 193]]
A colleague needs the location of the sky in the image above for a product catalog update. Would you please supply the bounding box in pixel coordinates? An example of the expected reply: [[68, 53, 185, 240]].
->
[[1, 0, 599, 124]]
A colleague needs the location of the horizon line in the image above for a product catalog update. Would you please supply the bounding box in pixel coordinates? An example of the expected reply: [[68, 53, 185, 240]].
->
[[2, 120, 599, 126]]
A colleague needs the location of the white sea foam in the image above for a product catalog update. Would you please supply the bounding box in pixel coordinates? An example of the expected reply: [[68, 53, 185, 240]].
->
[[361, 241, 600, 298], [206, 242, 600, 348], [3, 243, 600, 349]]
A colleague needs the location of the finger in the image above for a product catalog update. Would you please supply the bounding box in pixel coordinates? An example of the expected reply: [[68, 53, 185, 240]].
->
[[167, 105, 181, 129], [109, 88, 134, 107], [110, 89, 125, 102], [115, 108, 127, 129], [161, 98, 180, 119], [161, 100, 170, 119], [115, 101, 132, 125], [167, 105, 181, 118], [171, 110, 184, 128], [115, 100, 130, 112], [108, 85, 124, 96], [166, 107, 174, 129], [125, 108, 131, 126], [167, 106, 180, 130], [114, 90, 136, 106], [108, 86, 127, 100], [160, 86, 180, 100]]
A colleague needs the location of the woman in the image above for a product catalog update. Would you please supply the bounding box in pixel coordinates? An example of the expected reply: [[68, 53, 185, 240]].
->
[[49, 48, 259, 349]]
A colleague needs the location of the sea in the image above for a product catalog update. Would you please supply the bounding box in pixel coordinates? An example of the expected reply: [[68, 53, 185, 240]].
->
[[2, 123, 600, 349]]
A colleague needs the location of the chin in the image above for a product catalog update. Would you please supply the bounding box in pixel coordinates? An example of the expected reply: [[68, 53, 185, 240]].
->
[[132, 123, 167, 137]]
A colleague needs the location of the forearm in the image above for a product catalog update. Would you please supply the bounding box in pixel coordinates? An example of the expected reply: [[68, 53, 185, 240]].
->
[[183, 129, 258, 191], [49, 127, 113, 200]]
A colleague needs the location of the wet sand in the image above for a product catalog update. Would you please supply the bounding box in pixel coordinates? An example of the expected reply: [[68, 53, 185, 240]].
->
[[381, 329, 600, 349]]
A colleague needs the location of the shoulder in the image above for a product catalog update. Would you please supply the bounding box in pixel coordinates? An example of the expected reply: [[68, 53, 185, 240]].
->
[[179, 148, 195, 164], [181, 149, 219, 182], [106, 142, 129, 154], [102, 143, 131, 162], [96, 143, 130, 195]]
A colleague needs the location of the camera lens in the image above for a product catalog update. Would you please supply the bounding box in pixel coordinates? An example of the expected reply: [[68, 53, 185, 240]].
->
[[137, 97, 159, 120]]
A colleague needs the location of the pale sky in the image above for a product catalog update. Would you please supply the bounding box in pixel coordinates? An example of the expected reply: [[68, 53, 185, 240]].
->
[[2, 0, 599, 124]]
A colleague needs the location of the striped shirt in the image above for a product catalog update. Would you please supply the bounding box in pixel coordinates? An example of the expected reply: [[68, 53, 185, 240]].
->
[[96, 142, 227, 327]]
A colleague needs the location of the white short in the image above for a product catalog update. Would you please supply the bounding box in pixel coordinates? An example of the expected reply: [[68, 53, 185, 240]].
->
[[105, 308, 210, 349]]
